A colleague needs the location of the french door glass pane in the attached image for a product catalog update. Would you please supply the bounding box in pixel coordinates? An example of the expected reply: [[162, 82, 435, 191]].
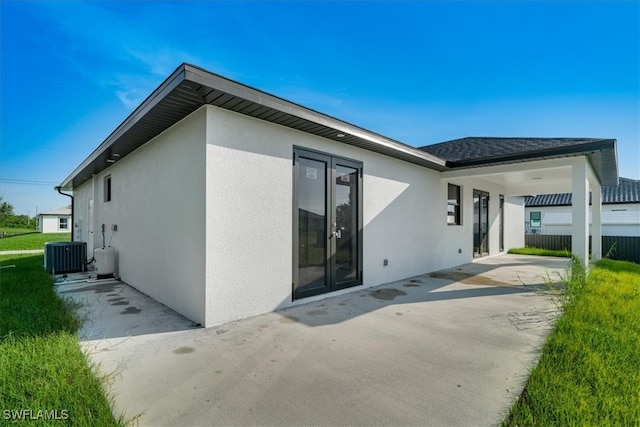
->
[[473, 191, 480, 255], [335, 165, 358, 284], [297, 157, 327, 293], [294, 148, 361, 299], [473, 190, 489, 256], [499, 195, 504, 252], [481, 193, 489, 254]]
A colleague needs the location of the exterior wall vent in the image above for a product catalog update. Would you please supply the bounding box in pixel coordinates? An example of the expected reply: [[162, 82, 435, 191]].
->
[[44, 242, 87, 274]]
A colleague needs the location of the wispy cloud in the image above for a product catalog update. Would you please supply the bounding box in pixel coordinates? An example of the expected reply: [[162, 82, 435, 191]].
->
[[27, 1, 202, 109]]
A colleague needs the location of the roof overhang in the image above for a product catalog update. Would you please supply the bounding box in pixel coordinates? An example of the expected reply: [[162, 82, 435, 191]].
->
[[445, 139, 618, 187], [60, 63, 447, 190]]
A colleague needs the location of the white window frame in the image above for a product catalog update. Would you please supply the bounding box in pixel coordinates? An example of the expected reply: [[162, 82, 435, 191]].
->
[[530, 211, 542, 228], [59, 217, 69, 230]]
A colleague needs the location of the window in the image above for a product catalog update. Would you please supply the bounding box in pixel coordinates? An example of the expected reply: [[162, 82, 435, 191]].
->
[[499, 195, 504, 252], [447, 183, 461, 225], [530, 211, 541, 228], [104, 175, 112, 202], [59, 217, 69, 230]]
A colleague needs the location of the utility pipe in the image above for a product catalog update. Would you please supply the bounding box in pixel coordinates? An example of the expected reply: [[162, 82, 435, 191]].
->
[[55, 186, 74, 242]]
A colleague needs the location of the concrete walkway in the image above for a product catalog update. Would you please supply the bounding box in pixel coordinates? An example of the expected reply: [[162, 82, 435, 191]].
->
[[0, 249, 44, 255], [59, 254, 568, 426]]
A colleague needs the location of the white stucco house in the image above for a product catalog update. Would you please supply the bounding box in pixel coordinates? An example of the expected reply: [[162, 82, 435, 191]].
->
[[525, 178, 640, 236], [58, 64, 619, 327], [37, 206, 72, 233]]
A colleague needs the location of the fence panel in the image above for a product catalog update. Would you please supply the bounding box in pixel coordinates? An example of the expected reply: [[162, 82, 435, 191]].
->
[[602, 236, 640, 264], [525, 234, 572, 251], [525, 235, 640, 264]]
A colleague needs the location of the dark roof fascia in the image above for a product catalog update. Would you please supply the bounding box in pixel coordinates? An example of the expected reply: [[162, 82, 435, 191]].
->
[[182, 64, 447, 169], [60, 64, 447, 189], [60, 67, 187, 189]]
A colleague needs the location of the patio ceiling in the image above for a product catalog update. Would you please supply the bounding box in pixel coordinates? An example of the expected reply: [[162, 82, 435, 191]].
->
[[441, 157, 603, 196]]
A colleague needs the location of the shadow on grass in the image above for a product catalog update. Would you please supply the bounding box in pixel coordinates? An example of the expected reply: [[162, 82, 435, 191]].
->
[[0, 254, 136, 426], [0, 231, 39, 239], [596, 258, 640, 274], [0, 254, 82, 338]]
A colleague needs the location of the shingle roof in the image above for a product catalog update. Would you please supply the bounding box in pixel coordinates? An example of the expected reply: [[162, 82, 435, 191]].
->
[[525, 177, 640, 206], [419, 137, 618, 186]]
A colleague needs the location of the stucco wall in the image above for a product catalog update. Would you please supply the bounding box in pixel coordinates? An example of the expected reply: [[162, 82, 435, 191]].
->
[[444, 177, 523, 258], [73, 107, 208, 325], [72, 103, 527, 327], [72, 184, 92, 249], [203, 106, 519, 326], [525, 204, 640, 236]]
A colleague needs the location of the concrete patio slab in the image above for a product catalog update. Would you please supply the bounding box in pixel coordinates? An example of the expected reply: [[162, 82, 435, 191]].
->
[[57, 254, 568, 426]]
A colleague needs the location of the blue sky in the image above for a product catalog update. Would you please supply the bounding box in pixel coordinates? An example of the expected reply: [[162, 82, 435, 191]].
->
[[1, 0, 638, 216]]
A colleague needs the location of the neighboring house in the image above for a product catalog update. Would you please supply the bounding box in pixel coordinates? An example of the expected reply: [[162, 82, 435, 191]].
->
[[58, 63, 618, 327], [525, 178, 640, 236], [37, 206, 72, 233]]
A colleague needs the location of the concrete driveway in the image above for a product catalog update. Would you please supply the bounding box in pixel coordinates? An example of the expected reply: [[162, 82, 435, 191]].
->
[[58, 254, 567, 426]]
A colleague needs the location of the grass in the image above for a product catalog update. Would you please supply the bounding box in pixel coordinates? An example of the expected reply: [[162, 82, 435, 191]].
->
[[0, 254, 126, 425], [0, 232, 70, 251], [508, 246, 571, 258], [504, 258, 640, 426], [0, 227, 37, 236]]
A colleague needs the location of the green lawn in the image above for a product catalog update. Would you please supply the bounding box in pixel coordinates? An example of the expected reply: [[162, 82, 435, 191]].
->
[[0, 254, 126, 425], [504, 258, 640, 425], [0, 232, 70, 251], [0, 227, 37, 236], [508, 247, 571, 258]]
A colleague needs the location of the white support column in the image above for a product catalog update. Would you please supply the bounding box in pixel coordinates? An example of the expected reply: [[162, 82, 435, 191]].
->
[[571, 161, 590, 264], [591, 181, 602, 261]]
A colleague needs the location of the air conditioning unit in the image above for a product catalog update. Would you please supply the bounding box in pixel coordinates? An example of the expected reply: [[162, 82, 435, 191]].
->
[[44, 242, 87, 274]]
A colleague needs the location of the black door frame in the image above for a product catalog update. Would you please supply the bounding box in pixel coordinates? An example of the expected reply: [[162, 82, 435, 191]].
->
[[473, 189, 490, 257], [499, 194, 504, 252], [292, 147, 363, 300]]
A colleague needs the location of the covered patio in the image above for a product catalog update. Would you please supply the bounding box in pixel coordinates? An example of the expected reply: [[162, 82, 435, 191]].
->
[[423, 137, 619, 264]]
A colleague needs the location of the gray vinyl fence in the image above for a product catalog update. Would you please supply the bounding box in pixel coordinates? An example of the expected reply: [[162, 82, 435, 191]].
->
[[524, 235, 640, 264]]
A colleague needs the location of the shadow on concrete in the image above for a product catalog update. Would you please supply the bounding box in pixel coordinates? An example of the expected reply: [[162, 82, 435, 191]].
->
[[57, 254, 568, 340], [57, 279, 200, 340], [277, 254, 569, 327]]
